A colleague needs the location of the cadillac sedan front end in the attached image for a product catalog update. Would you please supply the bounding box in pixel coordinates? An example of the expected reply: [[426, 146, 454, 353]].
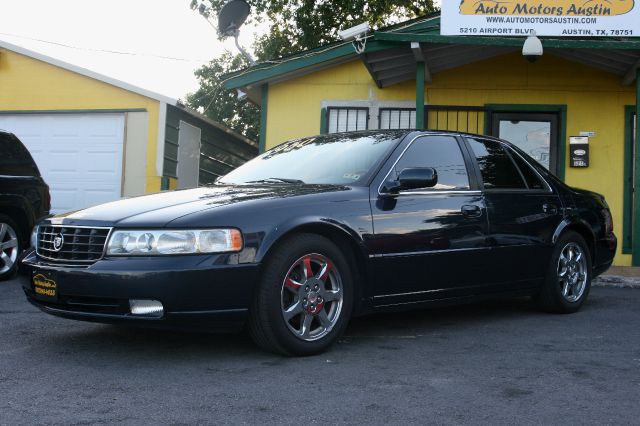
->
[[19, 223, 260, 331]]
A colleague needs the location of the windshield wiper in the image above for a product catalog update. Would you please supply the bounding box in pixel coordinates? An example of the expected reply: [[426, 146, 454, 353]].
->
[[246, 177, 305, 184]]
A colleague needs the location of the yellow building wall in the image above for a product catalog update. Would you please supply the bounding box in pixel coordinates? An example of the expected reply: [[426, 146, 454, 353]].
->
[[266, 52, 635, 265], [0, 48, 163, 192]]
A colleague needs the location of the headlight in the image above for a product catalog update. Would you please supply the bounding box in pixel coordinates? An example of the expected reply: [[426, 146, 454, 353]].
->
[[30, 225, 39, 248], [106, 229, 243, 256]]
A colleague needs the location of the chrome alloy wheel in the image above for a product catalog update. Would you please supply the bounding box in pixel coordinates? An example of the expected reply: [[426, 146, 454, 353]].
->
[[280, 253, 344, 341], [0, 223, 19, 275], [557, 242, 588, 303]]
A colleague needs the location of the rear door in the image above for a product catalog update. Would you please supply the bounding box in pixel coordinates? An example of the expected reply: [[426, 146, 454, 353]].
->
[[369, 134, 493, 305], [464, 137, 563, 288]]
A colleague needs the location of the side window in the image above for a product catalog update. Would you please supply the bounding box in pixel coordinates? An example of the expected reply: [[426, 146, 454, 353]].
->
[[0, 133, 38, 176], [505, 146, 547, 190], [467, 138, 526, 190], [394, 136, 470, 191]]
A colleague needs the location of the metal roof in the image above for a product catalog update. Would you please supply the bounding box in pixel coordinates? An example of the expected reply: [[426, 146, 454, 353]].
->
[[223, 13, 640, 95]]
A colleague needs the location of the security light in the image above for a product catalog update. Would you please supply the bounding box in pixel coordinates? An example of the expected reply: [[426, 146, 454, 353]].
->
[[338, 22, 371, 41], [339, 22, 370, 54], [522, 32, 543, 63]]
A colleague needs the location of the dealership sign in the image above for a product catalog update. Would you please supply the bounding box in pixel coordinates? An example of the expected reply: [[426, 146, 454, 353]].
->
[[441, 0, 640, 37]]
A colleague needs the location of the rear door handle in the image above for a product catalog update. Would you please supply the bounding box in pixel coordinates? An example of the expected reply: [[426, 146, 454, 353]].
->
[[543, 203, 558, 215], [461, 204, 482, 218]]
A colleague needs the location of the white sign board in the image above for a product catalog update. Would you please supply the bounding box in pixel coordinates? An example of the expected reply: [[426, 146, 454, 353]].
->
[[570, 136, 589, 145], [441, 0, 640, 37]]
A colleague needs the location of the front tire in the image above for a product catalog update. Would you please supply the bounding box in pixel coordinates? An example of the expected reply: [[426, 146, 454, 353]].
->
[[535, 230, 591, 313], [0, 215, 21, 281], [248, 233, 353, 356]]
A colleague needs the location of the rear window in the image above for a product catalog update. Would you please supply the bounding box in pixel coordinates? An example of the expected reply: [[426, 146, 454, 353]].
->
[[467, 138, 526, 190], [0, 133, 39, 176], [505, 146, 547, 190]]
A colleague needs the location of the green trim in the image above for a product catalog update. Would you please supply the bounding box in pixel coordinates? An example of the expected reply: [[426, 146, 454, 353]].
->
[[374, 32, 640, 50], [0, 108, 147, 114], [223, 10, 640, 91], [633, 70, 640, 266], [160, 176, 170, 191], [415, 63, 425, 129], [259, 84, 268, 153], [320, 107, 328, 134], [559, 107, 567, 182], [484, 104, 567, 181], [223, 41, 397, 90], [623, 105, 635, 254]]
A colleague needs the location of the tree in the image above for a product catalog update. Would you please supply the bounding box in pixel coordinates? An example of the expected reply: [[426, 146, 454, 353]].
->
[[187, 52, 260, 141], [187, 0, 438, 140]]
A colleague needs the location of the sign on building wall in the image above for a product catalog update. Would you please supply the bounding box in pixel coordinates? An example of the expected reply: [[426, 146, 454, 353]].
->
[[441, 0, 640, 37], [570, 136, 589, 168]]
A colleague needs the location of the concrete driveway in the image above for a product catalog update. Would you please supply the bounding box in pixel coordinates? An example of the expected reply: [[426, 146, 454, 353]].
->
[[1, 278, 638, 425]]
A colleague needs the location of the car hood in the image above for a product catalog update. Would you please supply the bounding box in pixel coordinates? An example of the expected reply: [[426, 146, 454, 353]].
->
[[46, 183, 350, 227]]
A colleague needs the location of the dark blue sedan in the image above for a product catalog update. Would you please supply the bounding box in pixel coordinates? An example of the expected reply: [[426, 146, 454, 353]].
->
[[19, 131, 616, 355]]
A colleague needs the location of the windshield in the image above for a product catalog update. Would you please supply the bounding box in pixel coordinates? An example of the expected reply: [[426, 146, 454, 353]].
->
[[219, 132, 403, 185]]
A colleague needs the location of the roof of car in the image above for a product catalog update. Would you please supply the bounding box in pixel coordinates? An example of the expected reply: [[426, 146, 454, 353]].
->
[[312, 129, 504, 140]]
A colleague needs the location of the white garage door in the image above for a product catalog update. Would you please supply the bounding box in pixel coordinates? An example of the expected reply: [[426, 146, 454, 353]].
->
[[0, 113, 125, 214]]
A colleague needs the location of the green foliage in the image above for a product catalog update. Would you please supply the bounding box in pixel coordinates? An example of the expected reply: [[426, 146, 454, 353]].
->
[[187, 0, 438, 140], [186, 52, 260, 141]]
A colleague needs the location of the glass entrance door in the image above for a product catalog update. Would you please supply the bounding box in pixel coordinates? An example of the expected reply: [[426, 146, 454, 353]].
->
[[491, 113, 560, 175]]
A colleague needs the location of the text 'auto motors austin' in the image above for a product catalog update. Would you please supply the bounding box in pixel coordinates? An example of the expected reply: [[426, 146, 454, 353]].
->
[[19, 131, 616, 355]]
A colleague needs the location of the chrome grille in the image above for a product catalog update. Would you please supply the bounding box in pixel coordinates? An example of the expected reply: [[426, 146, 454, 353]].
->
[[37, 225, 111, 263]]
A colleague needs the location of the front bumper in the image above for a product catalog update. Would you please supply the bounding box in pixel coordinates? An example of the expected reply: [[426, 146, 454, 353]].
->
[[19, 250, 260, 332]]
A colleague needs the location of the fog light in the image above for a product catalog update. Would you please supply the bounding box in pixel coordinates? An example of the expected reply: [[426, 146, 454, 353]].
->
[[129, 299, 163, 317]]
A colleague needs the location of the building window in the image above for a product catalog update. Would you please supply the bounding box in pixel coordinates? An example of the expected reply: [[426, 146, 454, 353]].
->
[[327, 107, 368, 133], [379, 108, 416, 130]]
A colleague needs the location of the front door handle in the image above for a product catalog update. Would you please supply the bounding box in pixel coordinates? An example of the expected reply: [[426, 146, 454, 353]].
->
[[543, 203, 558, 215], [461, 204, 482, 218]]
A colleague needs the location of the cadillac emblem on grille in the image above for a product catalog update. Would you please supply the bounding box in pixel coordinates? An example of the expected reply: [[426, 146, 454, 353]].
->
[[52, 234, 64, 252]]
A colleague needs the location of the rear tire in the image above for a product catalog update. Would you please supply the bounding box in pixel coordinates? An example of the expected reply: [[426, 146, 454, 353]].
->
[[248, 233, 353, 356], [534, 230, 591, 313], [0, 214, 22, 282]]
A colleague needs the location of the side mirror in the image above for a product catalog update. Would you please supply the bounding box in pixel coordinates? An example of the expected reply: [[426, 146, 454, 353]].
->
[[382, 167, 438, 194]]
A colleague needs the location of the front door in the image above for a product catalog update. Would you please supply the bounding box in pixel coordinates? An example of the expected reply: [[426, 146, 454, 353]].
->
[[491, 112, 559, 176], [370, 135, 493, 306]]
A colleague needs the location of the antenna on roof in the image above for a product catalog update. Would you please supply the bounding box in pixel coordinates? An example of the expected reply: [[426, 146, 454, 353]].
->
[[218, 0, 256, 66]]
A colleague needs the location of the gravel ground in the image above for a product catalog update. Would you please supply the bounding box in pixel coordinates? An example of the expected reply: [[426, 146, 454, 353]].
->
[[1, 277, 639, 426], [593, 275, 640, 288]]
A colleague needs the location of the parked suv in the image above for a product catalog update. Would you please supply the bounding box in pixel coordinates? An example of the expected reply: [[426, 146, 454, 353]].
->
[[0, 130, 50, 281]]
